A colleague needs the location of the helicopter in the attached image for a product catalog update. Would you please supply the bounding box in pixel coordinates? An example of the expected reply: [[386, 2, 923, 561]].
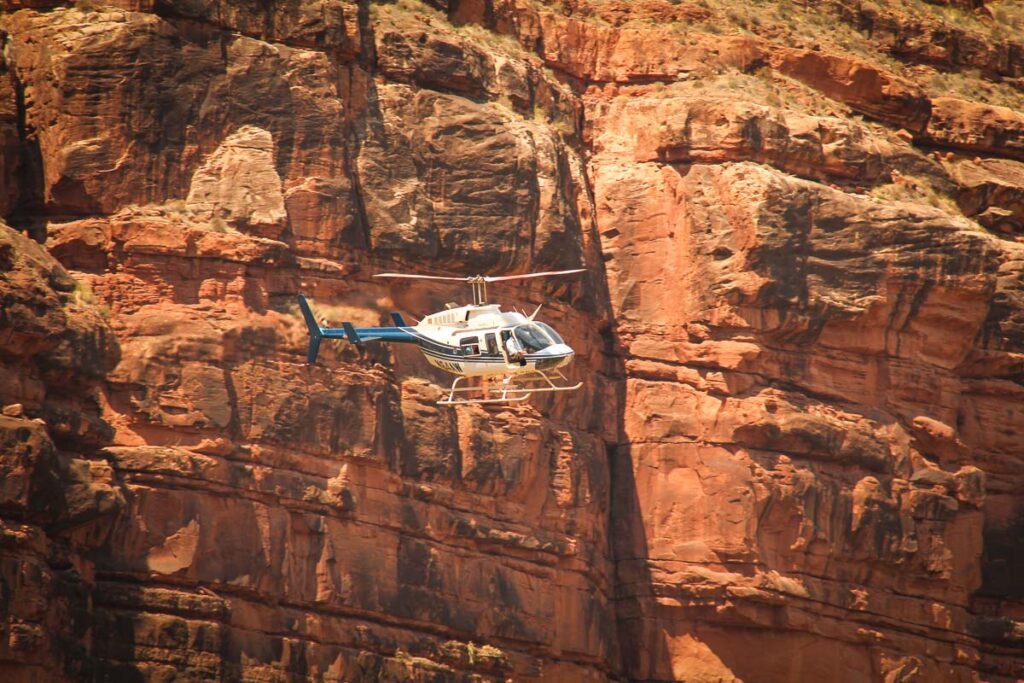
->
[[297, 270, 585, 405]]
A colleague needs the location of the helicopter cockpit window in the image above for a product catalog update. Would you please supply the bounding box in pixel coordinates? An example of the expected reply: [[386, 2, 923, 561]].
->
[[459, 335, 480, 356], [533, 322, 565, 346], [512, 324, 556, 352]]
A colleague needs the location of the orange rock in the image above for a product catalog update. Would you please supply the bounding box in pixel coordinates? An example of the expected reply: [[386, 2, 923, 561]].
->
[[185, 126, 288, 239], [925, 96, 1024, 160], [355, 83, 586, 270], [947, 156, 1024, 234], [768, 47, 932, 132], [837, 1, 1013, 78], [0, 221, 123, 679], [588, 92, 945, 183]]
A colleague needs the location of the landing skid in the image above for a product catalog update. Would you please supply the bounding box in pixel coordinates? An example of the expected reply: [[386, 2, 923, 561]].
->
[[437, 371, 583, 406]]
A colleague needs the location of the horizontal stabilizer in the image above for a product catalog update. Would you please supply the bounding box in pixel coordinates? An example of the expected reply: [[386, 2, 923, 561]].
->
[[342, 322, 361, 344]]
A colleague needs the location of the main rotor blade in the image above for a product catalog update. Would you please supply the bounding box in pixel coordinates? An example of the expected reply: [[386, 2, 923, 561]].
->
[[482, 268, 586, 283], [374, 273, 469, 282], [375, 268, 586, 283]]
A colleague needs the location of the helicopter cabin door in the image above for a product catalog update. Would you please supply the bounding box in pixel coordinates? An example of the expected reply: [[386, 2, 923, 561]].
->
[[498, 328, 525, 368]]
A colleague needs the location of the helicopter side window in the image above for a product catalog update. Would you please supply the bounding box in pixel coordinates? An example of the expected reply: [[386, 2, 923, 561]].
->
[[484, 333, 498, 356], [459, 335, 481, 356]]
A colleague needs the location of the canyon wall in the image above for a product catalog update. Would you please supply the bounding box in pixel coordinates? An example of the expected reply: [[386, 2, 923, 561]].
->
[[1, 0, 1023, 680]]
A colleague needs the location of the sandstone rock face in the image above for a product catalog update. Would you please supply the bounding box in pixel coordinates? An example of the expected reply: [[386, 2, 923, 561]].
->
[[185, 125, 288, 238], [0, 222, 122, 681], [926, 97, 1024, 159], [357, 83, 583, 269], [587, 91, 945, 185], [836, 1, 1024, 78], [594, 154, 1013, 680], [148, 0, 361, 55], [2, 0, 1024, 681], [767, 47, 933, 133], [948, 157, 1024, 235]]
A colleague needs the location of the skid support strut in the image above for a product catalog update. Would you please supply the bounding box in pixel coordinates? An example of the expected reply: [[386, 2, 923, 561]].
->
[[437, 371, 583, 406]]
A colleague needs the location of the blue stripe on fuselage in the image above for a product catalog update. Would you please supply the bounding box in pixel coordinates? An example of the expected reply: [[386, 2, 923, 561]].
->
[[417, 344, 568, 365], [320, 326, 571, 365]]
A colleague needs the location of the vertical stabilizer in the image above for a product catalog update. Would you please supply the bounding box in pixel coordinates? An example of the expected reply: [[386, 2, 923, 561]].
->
[[297, 295, 323, 364]]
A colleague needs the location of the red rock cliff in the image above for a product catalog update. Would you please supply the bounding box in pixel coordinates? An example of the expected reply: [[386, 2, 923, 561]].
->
[[0, 0, 1023, 680]]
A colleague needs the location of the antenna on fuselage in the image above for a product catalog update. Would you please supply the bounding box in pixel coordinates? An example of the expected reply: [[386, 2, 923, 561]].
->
[[374, 269, 586, 306]]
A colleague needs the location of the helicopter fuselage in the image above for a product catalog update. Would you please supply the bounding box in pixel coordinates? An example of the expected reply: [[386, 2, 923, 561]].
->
[[298, 297, 575, 378], [409, 304, 576, 377]]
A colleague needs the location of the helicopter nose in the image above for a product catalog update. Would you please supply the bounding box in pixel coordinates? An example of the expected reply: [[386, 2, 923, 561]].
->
[[536, 343, 575, 369]]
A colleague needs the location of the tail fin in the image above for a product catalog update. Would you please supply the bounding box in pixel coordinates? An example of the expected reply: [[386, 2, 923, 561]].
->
[[297, 295, 323, 365]]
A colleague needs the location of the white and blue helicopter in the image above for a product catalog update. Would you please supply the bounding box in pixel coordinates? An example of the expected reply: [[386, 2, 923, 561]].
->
[[297, 269, 585, 405]]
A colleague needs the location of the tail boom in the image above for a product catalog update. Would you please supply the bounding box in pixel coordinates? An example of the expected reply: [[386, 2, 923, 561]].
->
[[297, 294, 417, 365]]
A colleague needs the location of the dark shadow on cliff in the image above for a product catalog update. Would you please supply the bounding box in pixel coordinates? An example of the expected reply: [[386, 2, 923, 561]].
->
[[978, 511, 1024, 601], [587, 270, 671, 678], [610, 441, 672, 682], [5, 55, 46, 237], [345, 0, 387, 255]]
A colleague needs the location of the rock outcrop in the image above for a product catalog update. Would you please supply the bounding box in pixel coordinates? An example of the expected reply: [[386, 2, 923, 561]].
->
[[0, 222, 122, 681], [1, 0, 1024, 681], [926, 96, 1024, 160]]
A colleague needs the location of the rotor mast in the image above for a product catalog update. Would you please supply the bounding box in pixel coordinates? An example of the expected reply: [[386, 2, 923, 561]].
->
[[468, 276, 488, 305]]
